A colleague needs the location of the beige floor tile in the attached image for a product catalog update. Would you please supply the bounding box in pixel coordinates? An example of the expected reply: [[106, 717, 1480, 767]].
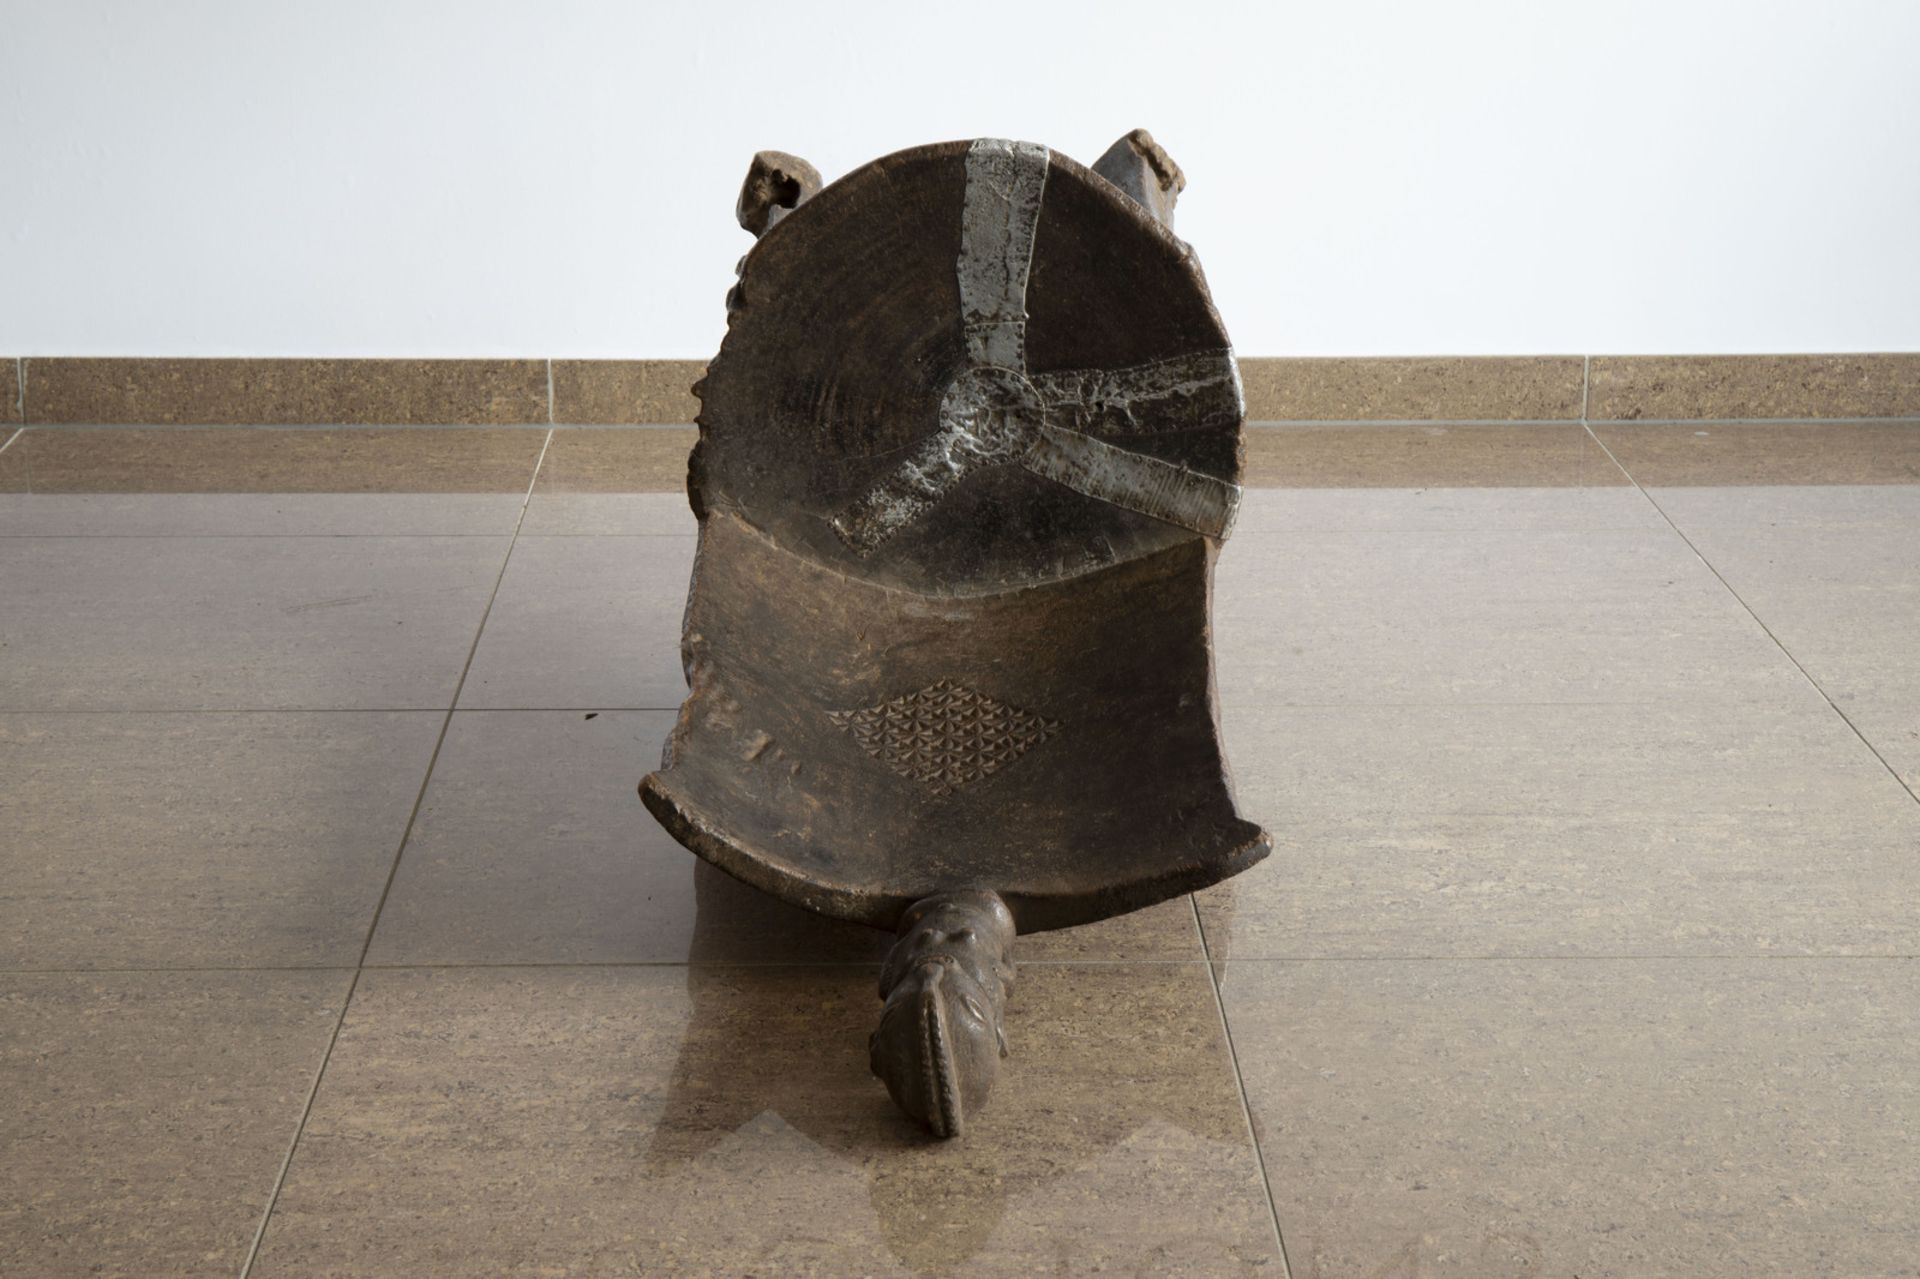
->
[[458, 535, 695, 709], [1243, 423, 1620, 487], [250, 964, 1279, 1276], [1596, 421, 1920, 530], [1593, 421, 1920, 488], [1018, 897, 1205, 962], [0, 535, 508, 710], [367, 710, 1204, 965], [0, 429, 25, 490], [1680, 523, 1920, 803], [0, 970, 352, 1278], [1214, 528, 1805, 705], [1683, 524, 1918, 703], [1, 712, 439, 968], [0, 492, 529, 536], [1849, 701, 1920, 796], [520, 426, 698, 533], [10, 426, 547, 493], [518, 491, 697, 535], [1199, 700, 1920, 958], [1235, 486, 1665, 534], [1646, 484, 1920, 530], [366, 710, 881, 966], [1220, 958, 1920, 1279], [530, 425, 697, 488], [0, 426, 542, 535]]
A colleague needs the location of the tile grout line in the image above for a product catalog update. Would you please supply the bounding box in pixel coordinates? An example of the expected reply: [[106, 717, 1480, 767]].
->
[[233, 965, 362, 1279], [12, 953, 1919, 979], [1582, 422, 1920, 811], [1581, 356, 1674, 538], [11, 952, 1919, 979], [1189, 894, 1295, 1278], [16, 356, 25, 422], [235, 426, 555, 1279], [545, 357, 555, 426]]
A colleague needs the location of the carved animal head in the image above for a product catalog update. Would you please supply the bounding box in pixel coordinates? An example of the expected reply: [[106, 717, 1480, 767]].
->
[[870, 891, 1015, 1137]]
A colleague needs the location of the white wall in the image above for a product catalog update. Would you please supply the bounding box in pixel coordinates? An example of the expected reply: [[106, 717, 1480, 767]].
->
[[3, 0, 1917, 358]]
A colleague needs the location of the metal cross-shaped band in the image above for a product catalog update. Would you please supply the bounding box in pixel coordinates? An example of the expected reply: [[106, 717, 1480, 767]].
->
[[831, 138, 1245, 556]]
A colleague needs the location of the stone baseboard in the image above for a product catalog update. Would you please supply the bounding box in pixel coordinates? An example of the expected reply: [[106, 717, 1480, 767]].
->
[[7, 354, 1918, 426]]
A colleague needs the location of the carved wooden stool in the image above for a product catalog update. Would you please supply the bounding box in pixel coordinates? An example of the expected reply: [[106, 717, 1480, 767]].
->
[[642, 131, 1268, 1136]]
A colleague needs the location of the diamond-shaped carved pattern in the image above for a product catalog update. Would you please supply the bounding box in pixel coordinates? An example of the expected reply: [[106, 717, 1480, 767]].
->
[[828, 680, 1060, 796]]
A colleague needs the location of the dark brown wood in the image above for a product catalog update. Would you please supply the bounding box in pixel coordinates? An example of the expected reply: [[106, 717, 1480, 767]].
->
[[1091, 128, 1186, 228], [869, 890, 1015, 1138], [643, 134, 1268, 1136], [735, 150, 822, 237], [641, 510, 1266, 931], [690, 139, 1245, 594]]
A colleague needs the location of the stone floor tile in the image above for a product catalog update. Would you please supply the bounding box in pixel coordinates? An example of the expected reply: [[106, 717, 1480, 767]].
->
[[0, 535, 510, 710], [1235, 486, 1665, 535], [530, 425, 697, 488], [1213, 528, 1806, 705], [526, 428, 698, 499], [0, 429, 27, 491], [0, 712, 440, 969], [1683, 523, 1918, 704], [10, 426, 546, 494], [517, 491, 697, 535], [1647, 484, 1920, 530], [0, 970, 352, 1278], [1680, 522, 1920, 788], [457, 535, 696, 710], [519, 427, 696, 534], [1597, 423, 1920, 529], [1846, 699, 1920, 796], [0, 492, 529, 536], [1198, 700, 1920, 958], [1220, 958, 1920, 1279], [250, 963, 1279, 1276], [0, 426, 543, 535], [367, 710, 1204, 966], [1234, 426, 1657, 533], [1593, 421, 1920, 488], [1243, 423, 1618, 487]]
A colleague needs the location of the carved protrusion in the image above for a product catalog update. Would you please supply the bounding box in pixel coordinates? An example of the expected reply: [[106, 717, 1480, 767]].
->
[[870, 889, 1015, 1137], [1091, 128, 1185, 228], [736, 150, 823, 237]]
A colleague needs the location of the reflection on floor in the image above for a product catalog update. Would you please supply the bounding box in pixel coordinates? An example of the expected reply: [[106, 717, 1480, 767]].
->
[[2, 420, 1918, 1277]]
